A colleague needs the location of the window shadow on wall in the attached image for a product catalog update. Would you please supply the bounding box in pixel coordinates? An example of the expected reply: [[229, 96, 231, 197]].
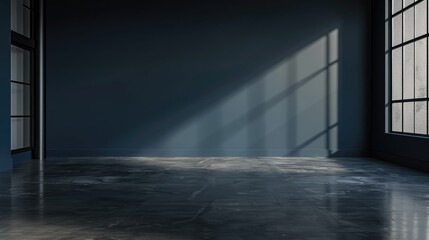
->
[[45, 0, 369, 157], [145, 29, 341, 157]]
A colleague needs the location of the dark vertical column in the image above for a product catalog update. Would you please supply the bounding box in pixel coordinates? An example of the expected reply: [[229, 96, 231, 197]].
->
[[388, 0, 392, 133], [413, 3, 415, 134], [0, 0, 12, 171], [400, 2, 405, 132], [37, 0, 45, 160]]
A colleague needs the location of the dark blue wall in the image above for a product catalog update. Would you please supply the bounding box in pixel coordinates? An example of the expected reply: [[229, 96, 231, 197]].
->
[[0, 0, 12, 171], [371, 0, 429, 171], [46, 0, 371, 157]]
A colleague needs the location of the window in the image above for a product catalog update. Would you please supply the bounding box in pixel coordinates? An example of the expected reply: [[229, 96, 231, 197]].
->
[[11, 0, 31, 38], [11, 45, 31, 150], [389, 0, 429, 135], [11, 0, 38, 153]]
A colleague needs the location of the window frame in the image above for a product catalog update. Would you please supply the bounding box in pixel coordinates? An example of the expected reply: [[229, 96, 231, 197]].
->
[[388, 0, 429, 137], [10, 0, 40, 155]]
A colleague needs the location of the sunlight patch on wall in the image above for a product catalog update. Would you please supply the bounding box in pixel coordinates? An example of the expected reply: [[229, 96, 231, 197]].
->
[[154, 29, 340, 156]]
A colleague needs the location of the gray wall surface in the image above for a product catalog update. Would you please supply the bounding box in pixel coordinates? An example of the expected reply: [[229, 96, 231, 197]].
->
[[46, 0, 371, 157], [0, 0, 12, 170], [371, 0, 429, 171]]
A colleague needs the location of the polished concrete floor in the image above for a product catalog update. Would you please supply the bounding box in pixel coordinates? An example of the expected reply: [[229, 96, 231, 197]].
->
[[0, 157, 429, 240]]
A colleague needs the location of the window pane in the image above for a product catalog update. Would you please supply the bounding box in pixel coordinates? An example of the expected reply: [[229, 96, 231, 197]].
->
[[416, 1, 427, 38], [404, 0, 414, 8], [404, 102, 415, 133], [11, 83, 30, 116], [404, 43, 414, 99], [385, 22, 389, 52], [392, 103, 403, 132], [393, 14, 403, 46], [23, 0, 30, 7], [11, 117, 31, 150], [404, 7, 415, 43], [415, 101, 427, 134], [11, 0, 31, 38], [386, 0, 388, 20], [393, 0, 402, 14], [392, 48, 403, 100], [11, 45, 30, 83], [415, 39, 427, 98], [386, 53, 390, 97]]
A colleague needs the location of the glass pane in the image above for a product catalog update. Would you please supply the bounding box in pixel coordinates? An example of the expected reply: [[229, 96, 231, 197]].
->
[[415, 101, 427, 134], [404, 102, 415, 133], [385, 22, 389, 52], [386, 53, 390, 98], [393, 0, 402, 14], [404, 0, 414, 8], [404, 43, 414, 99], [11, 45, 30, 83], [404, 7, 415, 43], [415, 39, 427, 98], [11, 83, 30, 116], [392, 48, 403, 100], [416, 0, 427, 38], [23, 0, 30, 7], [386, 0, 388, 20], [11, 0, 31, 38], [392, 103, 403, 132], [11, 117, 30, 150], [393, 14, 403, 46]]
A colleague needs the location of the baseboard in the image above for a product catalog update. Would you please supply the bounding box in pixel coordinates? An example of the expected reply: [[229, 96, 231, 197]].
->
[[12, 151, 32, 164], [371, 150, 429, 173], [47, 148, 367, 158], [0, 156, 12, 172]]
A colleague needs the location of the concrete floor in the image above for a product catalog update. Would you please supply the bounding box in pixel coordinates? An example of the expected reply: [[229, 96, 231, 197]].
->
[[0, 157, 428, 240]]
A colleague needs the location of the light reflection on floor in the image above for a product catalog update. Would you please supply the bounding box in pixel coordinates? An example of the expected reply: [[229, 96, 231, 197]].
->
[[0, 157, 428, 239]]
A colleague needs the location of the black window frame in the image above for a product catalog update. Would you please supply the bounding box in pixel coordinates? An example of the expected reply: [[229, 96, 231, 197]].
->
[[10, 0, 40, 157], [388, 0, 429, 136]]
